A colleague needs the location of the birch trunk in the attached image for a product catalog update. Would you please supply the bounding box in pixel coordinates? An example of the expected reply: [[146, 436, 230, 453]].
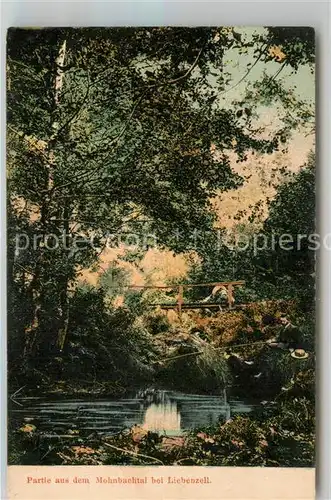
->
[[53, 40, 71, 352], [24, 40, 68, 363]]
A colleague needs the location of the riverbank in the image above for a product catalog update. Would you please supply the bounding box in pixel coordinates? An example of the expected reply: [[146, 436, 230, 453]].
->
[[8, 304, 315, 467]]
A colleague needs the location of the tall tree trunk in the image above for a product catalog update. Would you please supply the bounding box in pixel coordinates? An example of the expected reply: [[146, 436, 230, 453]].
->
[[57, 201, 70, 351], [24, 40, 67, 364]]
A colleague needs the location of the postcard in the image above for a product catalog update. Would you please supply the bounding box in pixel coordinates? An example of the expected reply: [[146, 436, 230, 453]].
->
[[7, 26, 315, 499]]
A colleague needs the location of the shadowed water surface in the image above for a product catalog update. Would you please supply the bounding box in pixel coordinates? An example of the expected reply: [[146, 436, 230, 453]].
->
[[12, 388, 259, 436]]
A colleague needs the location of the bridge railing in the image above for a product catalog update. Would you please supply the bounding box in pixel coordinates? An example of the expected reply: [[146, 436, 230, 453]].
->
[[123, 281, 245, 319]]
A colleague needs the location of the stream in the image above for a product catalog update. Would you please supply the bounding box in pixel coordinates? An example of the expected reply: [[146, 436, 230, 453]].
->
[[11, 387, 260, 437]]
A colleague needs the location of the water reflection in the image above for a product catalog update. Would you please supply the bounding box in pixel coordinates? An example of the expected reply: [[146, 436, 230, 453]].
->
[[12, 388, 257, 436], [142, 401, 181, 434]]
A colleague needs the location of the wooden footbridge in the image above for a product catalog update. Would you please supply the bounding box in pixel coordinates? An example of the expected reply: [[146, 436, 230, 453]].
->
[[125, 281, 245, 320]]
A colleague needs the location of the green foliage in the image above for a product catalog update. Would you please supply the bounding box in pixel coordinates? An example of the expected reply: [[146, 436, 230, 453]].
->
[[159, 341, 230, 393], [256, 349, 302, 392], [33, 285, 158, 386], [98, 264, 131, 299], [265, 27, 315, 69], [124, 290, 145, 316]]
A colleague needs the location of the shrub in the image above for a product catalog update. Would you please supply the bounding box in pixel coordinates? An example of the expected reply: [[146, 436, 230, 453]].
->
[[124, 290, 145, 316], [50, 285, 159, 386], [143, 309, 172, 335]]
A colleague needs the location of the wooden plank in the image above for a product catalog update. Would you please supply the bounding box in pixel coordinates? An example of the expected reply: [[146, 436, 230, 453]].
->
[[154, 303, 226, 310], [228, 283, 234, 309], [183, 281, 245, 288], [123, 281, 245, 290], [157, 303, 264, 311], [177, 285, 183, 321], [124, 285, 174, 289]]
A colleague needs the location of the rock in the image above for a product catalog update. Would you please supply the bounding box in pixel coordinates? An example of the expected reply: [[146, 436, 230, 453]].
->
[[19, 423, 36, 433], [131, 425, 148, 443]]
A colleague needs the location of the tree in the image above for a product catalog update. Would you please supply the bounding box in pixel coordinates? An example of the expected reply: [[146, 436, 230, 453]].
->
[[261, 152, 315, 306], [186, 153, 315, 307]]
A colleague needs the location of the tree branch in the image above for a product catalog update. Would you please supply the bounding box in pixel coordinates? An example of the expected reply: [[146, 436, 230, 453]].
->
[[52, 72, 91, 140], [160, 44, 205, 86], [220, 44, 267, 96]]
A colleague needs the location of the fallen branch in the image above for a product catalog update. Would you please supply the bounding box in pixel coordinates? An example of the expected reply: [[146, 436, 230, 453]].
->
[[153, 341, 267, 364], [39, 434, 79, 439], [10, 399, 23, 407], [175, 457, 197, 465], [57, 452, 72, 463], [40, 445, 54, 461], [10, 385, 26, 406], [103, 442, 164, 465], [10, 385, 26, 399]]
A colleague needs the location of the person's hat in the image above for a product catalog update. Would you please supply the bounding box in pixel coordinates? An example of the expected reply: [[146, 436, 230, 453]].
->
[[290, 348, 309, 359]]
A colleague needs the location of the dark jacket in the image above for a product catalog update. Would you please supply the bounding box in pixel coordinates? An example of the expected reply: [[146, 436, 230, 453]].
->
[[278, 322, 301, 346]]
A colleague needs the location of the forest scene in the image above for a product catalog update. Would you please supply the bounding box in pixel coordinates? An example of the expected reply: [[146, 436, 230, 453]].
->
[[7, 27, 315, 467]]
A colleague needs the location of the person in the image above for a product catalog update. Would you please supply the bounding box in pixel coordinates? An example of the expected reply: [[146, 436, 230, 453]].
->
[[261, 314, 278, 327], [224, 350, 255, 374], [277, 316, 301, 349], [261, 315, 280, 344], [265, 315, 309, 358], [202, 284, 235, 311]]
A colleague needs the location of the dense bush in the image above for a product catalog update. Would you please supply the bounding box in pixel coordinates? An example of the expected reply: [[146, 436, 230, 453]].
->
[[38, 285, 159, 388], [158, 340, 231, 393]]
